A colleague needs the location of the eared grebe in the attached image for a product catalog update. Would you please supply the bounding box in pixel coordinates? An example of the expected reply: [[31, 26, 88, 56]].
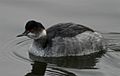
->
[[17, 20, 107, 57]]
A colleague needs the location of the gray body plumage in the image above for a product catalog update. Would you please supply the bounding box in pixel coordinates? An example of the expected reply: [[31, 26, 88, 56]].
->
[[29, 23, 107, 57]]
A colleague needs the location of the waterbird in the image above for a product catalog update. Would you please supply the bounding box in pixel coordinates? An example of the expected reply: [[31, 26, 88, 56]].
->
[[17, 20, 107, 58]]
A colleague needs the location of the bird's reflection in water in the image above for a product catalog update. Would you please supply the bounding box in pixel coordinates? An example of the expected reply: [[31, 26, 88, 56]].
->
[[25, 50, 106, 76], [25, 62, 47, 76]]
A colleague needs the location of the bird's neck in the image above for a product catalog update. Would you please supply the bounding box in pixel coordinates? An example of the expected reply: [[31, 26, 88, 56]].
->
[[33, 29, 48, 49], [33, 35, 48, 49]]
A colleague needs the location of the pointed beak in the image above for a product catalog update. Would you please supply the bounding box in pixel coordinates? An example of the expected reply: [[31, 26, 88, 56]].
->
[[16, 30, 29, 37]]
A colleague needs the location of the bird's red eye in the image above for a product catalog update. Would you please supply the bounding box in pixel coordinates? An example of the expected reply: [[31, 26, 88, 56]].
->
[[27, 29, 31, 32]]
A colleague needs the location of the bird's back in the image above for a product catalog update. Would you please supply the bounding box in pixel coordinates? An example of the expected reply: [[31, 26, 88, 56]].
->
[[46, 23, 94, 40]]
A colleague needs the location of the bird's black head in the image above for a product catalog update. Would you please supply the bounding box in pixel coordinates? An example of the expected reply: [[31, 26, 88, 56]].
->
[[25, 20, 45, 33], [17, 20, 46, 39]]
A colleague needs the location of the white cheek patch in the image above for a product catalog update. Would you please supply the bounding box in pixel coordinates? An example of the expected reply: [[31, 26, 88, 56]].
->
[[38, 30, 47, 37], [27, 30, 47, 39], [28, 32, 36, 36]]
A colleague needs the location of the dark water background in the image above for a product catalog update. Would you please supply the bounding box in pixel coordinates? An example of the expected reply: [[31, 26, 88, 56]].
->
[[0, 0, 120, 76]]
